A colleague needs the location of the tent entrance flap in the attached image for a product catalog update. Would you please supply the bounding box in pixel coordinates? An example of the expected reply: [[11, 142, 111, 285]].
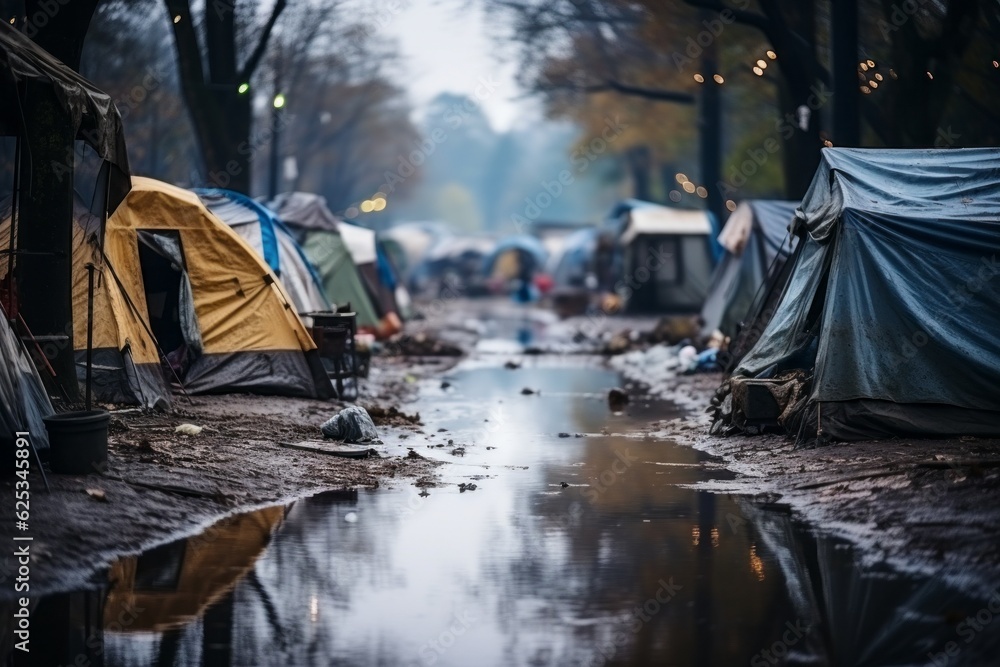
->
[[137, 231, 202, 373]]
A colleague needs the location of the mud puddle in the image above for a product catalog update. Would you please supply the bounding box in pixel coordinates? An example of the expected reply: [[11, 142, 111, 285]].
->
[[6, 359, 999, 665]]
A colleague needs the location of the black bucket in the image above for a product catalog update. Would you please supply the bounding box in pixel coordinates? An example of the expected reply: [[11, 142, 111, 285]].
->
[[43, 409, 110, 474]]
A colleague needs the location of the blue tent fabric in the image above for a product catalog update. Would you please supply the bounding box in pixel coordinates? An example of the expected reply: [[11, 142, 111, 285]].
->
[[195, 189, 331, 313], [701, 200, 798, 336], [732, 147, 1000, 441], [552, 227, 599, 286], [196, 189, 281, 273], [484, 235, 548, 274]]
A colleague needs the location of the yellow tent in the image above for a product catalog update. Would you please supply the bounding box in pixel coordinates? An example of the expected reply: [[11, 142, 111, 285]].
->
[[107, 177, 330, 398], [1, 197, 170, 408], [103, 505, 285, 632]]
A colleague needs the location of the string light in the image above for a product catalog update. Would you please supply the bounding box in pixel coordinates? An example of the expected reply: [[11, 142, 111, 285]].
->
[[823, 139, 834, 147], [756, 59, 767, 69], [889, 68, 898, 79], [860, 85, 871, 94], [725, 200, 737, 212], [693, 73, 705, 83], [173, 14, 181, 23], [669, 190, 682, 203], [713, 74, 724, 84], [753, 66, 763, 76], [682, 181, 696, 194], [993, 60, 999, 69], [869, 80, 878, 88], [696, 186, 708, 199], [766, 50, 777, 60], [926, 71, 934, 79], [867, 59, 875, 68], [860, 62, 869, 72], [675, 173, 689, 184], [874, 73, 883, 81]]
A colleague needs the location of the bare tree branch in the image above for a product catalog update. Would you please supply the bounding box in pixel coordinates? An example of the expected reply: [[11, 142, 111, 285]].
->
[[239, 0, 288, 81]]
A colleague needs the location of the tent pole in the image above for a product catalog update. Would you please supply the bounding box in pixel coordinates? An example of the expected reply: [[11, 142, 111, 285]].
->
[[85, 262, 96, 411]]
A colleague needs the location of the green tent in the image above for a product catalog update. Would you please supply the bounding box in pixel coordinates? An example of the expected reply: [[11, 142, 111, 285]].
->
[[265, 192, 381, 330], [302, 231, 380, 329]]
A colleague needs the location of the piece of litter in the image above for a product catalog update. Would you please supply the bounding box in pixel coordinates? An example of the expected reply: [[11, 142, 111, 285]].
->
[[344, 512, 358, 523], [175, 423, 203, 436], [85, 488, 107, 502]]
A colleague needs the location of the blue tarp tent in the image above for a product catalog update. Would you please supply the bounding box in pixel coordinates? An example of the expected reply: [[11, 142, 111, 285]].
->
[[484, 234, 549, 276], [700, 200, 798, 337], [195, 189, 331, 315], [723, 147, 1000, 442]]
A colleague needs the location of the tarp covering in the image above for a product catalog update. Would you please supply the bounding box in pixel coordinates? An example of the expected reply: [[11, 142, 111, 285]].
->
[[0, 306, 53, 451], [0, 22, 130, 211], [265, 192, 341, 233], [701, 200, 797, 337], [111, 178, 328, 399], [550, 227, 599, 287], [733, 147, 1000, 441], [1, 197, 170, 409], [195, 189, 330, 315]]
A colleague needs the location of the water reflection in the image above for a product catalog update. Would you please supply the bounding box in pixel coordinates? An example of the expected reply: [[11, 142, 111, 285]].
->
[[4, 364, 998, 666]]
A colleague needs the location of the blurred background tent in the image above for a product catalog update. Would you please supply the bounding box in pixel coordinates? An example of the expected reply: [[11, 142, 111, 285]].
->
[[410, 235, 496, 297], [194, 189, 331, 317], [611, 201, 719, 314], [379, 222, 450, 283], [111, 178, 330, 398], [484, 234, 549, 281], [700, 200, 798, 338], [266, 192, 384, 336], [1, 197, 169, 410]]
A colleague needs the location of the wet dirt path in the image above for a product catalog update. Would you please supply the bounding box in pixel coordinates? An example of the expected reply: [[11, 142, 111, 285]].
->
[[8, 342, 1000, 665]]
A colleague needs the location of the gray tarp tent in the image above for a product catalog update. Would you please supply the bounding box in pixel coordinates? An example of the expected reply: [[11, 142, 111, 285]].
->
[[725, 147, 1000, 442], [700, 200, 797, 338]]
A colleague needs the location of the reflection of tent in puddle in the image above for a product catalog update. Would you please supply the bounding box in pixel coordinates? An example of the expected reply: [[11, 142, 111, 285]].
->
[[740, 499, 999, 666], [104, 505, 286, 633]]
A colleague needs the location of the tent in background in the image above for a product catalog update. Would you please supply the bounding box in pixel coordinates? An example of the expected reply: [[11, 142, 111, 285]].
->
[[109, 178, 330, 398], [379, 222, 449, 280], [265, 193, 384, 335], [484, 235, 549, 280], [612, 202, 717, 314], [1, 198, 170, 409], [194, 189, 330, 316], [700, 200, 798, 338], [721, 148, 1000, 442]]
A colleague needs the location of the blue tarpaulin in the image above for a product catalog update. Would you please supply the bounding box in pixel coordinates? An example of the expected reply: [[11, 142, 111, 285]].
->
[[734, 147, 1000, 441]]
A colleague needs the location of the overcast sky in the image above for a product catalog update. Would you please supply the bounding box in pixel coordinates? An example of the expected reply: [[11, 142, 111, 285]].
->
[[379, 0, 535, 131]]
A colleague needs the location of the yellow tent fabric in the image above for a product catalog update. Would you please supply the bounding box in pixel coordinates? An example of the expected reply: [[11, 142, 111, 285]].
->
[[103, 506, 285, 632], [1, 198, 169, 408], [109, 178, 329, 398]]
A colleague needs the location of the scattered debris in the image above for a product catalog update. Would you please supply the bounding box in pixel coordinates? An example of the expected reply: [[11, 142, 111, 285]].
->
[[440, 381, 452, 389], [458, 482, 478, 492], [387, 332, 463, 356], [406, 449, 425, 460], [321, 406, 380, 443], [419, 489, 430, 497], [175, 423, 203, 436], [560, 482, 569, 488], [608, 387, 630, 412], [281, 441, 380, 459], [85, 488, 107, 502], [558, 432, 571, 438], [364, 405, 421, 426], [452, 447, 466, 456], [504, 360, 521, 369], [521, 387, 536, 395]]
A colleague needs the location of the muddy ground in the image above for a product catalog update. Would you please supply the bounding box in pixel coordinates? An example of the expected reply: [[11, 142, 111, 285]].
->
[[6, 297, 999, 604], [1, 355, 456, 595]]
